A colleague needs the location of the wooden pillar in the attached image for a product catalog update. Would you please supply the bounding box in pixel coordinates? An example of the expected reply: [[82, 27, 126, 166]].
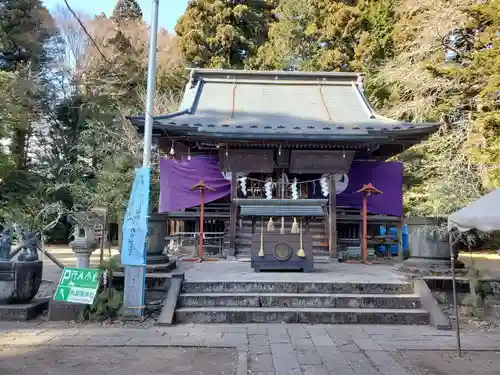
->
[[199, 189, 206, 259], [324, 216, 329, 247], [229, 172, 238, 257], [328, 174, 337, 258], [361, 193, 368, 262], [397, 218, 403, 260]]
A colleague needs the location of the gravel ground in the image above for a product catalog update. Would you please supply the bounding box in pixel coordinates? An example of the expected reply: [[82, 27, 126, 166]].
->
[[0, 346, 238, 375], [440, 303, 500, 332], [394, 350, 500, 375]]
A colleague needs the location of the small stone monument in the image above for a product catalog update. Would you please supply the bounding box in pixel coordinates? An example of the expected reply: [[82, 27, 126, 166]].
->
[[146, 213, 170, 266], [69, 212, 99, 268], [398, 217, 466, 276]]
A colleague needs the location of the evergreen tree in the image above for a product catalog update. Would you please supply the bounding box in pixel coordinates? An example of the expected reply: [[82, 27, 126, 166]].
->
[[248, 0, 396, 72], [0, 0, 56, 71], [460, 1, 500, 189], [0, 0, 57, 169], [175, 0, 276, 68], [112, 0, 143, 22], [368, 0, 499, 215]]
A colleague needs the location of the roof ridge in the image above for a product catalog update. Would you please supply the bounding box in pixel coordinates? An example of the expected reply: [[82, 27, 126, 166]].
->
[[190, 68, 361, 83]]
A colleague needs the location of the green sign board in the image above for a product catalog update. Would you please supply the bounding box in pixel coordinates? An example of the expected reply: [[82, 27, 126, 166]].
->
[[54, 267, 102, 304]]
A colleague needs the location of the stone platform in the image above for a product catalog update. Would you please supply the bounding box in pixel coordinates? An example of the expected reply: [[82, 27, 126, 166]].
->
[[172, 261, 431, 325], [178, 260, 408, 284], [0, 298, 49, 321]]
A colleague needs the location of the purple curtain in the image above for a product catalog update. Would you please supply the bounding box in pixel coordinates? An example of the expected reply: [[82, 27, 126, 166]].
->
[[336, 161, 403, 217], [159, 156, 403, 217], [159, 156, 231, 213]]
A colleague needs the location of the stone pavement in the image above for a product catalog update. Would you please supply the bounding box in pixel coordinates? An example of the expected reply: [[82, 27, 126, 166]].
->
[[2, 322, 500, 375]]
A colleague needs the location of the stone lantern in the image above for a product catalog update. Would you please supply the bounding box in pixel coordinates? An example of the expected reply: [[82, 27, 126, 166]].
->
[[69, 212, 99, 268]]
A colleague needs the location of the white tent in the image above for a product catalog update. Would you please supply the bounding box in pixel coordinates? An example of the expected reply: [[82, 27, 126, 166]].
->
[[446, 189, 500, 358], [448, 189, 500, 233]]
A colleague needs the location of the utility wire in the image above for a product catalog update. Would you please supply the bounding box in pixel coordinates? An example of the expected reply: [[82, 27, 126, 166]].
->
[[62, 0, 175, 145], [62, 0, 127, 87]]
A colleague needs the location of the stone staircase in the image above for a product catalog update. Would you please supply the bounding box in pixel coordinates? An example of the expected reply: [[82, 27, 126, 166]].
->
[[225, 218, 329, 260], [174, 280, 429, 325]]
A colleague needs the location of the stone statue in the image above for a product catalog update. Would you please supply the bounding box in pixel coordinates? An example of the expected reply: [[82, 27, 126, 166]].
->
[[0, 227, 43, 304], [17, 230, 39, 262], [0, 228, 12, 260]]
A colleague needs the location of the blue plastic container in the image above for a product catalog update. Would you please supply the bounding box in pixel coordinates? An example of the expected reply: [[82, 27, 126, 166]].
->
[[379, 225, 408, 255]]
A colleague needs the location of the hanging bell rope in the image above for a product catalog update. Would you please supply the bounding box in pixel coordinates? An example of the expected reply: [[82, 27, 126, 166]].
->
[[297, 219, 306, 258], [280, 170, 285, 234], [259, 218, 265, 257], [267, 217, 275, 232], [291, 217, 299, 234]]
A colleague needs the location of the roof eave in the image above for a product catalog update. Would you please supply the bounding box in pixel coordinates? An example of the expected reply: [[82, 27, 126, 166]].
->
[[133, 126, 437, 142]]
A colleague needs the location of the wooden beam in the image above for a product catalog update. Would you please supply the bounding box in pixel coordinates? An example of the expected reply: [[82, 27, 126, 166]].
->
[[229, 172, 238, 256], [328, 175, 337, 258]]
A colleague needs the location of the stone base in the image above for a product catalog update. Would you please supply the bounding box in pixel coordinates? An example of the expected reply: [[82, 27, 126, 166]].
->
[[397, 257, 467, 276], [146, 253, 170, 265], [47, 299, 86, 321], [113, 254, 176, 274], [112, 267, 176, 291], [119, 305, 147, 321], [0, 298, 49, 321], [117, 260, 177, 274]]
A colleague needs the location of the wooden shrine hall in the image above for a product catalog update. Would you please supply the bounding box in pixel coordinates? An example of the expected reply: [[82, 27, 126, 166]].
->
[[129, 69, 438, 270]]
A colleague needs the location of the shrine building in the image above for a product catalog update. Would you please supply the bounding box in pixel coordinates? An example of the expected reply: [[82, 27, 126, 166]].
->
[[129, 69, 438, 269]]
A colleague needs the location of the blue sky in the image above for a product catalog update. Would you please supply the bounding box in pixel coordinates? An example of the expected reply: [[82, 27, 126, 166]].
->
[[42, 0, 189, 32]]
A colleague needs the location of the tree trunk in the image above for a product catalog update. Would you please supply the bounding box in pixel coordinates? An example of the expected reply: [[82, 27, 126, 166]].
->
[[11, 128, 28, 169], [118, 218, 123, 251]]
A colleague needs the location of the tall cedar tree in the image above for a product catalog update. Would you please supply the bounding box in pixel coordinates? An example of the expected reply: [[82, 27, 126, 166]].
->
[[175, 0, 276, 68], [0, 0, 56, 169], [247, 0, 396, 72], [0, 0, 55, 71]]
